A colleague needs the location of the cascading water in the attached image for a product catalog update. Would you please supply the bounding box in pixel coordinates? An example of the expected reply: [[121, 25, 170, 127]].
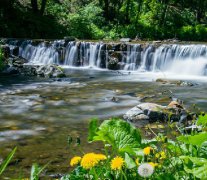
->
[[7, 39, 207, 76], [152, 44, 207, 76]]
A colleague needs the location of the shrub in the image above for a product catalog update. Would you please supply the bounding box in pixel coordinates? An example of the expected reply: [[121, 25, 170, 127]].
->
[[179, 25, 195, 40], [195, 25, 207, 41], [61, 114, 207, 179]]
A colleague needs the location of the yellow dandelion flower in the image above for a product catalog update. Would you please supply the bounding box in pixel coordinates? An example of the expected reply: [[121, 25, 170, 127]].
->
[[143, 147, 153, 155], [160, 151, 166, 159], [111, 156, 124, 170], [135, 158, 139, 166], [80, 153, 106, 169], [95, 154, 107, 161], [148, 162, 158, 167], [70, 156, 81, 167]]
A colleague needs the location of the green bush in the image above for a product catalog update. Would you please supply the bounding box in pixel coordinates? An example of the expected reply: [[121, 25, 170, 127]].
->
[[178, 25, 207, 41], [179, 26, 195, 40], [61, 114, 207, 179], [195, 25, 207, 41]]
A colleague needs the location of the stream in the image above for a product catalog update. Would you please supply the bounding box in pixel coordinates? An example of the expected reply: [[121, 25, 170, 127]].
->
[[0, 68, 207, 178]]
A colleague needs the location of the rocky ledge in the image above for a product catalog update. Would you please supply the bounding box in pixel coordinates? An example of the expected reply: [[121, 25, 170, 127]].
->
[[0, 45, 66, 78]]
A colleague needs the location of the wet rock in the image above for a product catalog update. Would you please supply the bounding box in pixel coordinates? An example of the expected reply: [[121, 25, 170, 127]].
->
[[120, 38, 131, 42], [153, 40, 162, 44], [178, 81, 195, 87], [184, 125, 202, 133], [20, 65, 37, 76], [107, 57, 120, 70], [156, 79, 196, 87], [31, 40, 43, 46], [64, 36, 76, 46], [112, 44, 121, 51], [2, 66, 19, 75], [156, 79, 178, 84], [36, 64, 66, 78], [168, 101, 183, 109], [12, 46, 19, 56], [12, 57, 28, 68], [110, 52, 122, 61], [119, 43, 127, 51], [124, 102, 187, 126], [111, 96, 119, 102], [107, 44, 113, 50], [123, 106, 144, 121]]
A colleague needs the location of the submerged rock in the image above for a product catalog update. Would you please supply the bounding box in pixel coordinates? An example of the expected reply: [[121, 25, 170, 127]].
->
[[156, 79, 196, 87]]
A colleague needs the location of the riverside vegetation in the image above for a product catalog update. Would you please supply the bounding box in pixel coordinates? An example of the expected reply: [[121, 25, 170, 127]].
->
[[1, 114, 207, 179], [0, 0, 207, 40]]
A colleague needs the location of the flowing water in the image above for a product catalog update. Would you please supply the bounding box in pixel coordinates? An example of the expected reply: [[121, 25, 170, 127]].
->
[[1, 40, 207, 178], [7, 40, 207, 76]]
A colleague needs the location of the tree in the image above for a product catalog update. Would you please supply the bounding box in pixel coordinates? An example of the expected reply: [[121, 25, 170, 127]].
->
[[31, 0, 47, 15]]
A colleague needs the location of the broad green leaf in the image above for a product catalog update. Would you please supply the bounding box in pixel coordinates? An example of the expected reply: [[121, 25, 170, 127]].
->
[[0, 147, 17, 176], [197, 114, 207, 127], [177, 132, 207, 147], [124, 153, 136, 169], [91, 119, 141, 154], [88, 118, 98, 141], [180, 156, 207, 179], [184, 164, 207, 179], [200, 141, 207, 158], [180, 156, 207, 166]]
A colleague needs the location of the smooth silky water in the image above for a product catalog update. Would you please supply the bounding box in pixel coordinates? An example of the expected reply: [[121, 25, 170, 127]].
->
[[1, 69, 207, 178], [1, 40, 207, 178]]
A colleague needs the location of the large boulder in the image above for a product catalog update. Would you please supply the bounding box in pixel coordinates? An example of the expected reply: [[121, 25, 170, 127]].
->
[[36, 64, 66, 78], [124, 102, 186, 126], [11, 57, 28, 68], [107, 57, 120, 70]]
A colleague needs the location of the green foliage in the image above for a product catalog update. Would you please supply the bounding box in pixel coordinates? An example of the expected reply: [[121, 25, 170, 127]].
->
[[0, 0, 207, 40], [180, 156, 207, 179], [89, 118, 142, 154], [0, 147, 16, 176], [0, 48, 4, 71], [30, 163, 48, 180], [177, 132, 207, 147], [197, 114, 207, 127], [66, 116, 207, 179], [178, 25, 207, 41]]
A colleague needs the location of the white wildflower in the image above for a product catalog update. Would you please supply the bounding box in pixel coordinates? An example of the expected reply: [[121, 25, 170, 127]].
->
[[138, 163, 154, 177]]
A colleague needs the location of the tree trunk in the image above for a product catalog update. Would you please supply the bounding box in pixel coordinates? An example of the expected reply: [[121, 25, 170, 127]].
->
[[40, 0, 47, 15], [103, 0, 109, 20], [125, 0, 130, 24], [31, 0, 38, 13]]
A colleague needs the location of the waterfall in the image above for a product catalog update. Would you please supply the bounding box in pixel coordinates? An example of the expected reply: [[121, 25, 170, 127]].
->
[[123, 44, 141, 71], [152, 44, 207, 75], [7, 39, 207, 76]]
